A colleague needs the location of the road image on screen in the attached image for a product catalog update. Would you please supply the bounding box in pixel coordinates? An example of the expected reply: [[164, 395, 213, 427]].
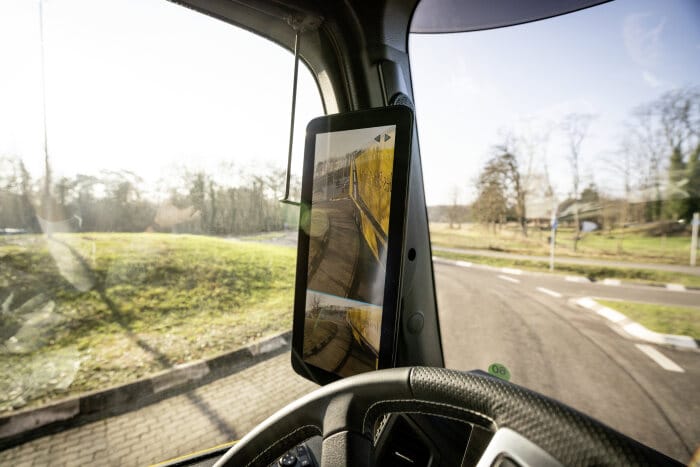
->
[[303, 125, 396, 376]]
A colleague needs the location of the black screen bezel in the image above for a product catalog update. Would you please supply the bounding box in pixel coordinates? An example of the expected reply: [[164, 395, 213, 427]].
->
[[291, 106, 413, 385]]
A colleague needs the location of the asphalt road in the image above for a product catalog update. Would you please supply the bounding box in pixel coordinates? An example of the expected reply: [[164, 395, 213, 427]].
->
[[433, 261, 700, 462], [307, 198, 384, 304], [308, 198, 360, 299], [303, 314, 376, 377]]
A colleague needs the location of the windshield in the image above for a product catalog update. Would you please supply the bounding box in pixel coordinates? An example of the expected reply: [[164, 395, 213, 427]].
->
[[410, 0, 699, 462], [0, 0, 322, 463]]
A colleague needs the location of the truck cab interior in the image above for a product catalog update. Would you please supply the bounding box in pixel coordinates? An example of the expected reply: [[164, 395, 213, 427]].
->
[[1, 0, 698, 466], [164, 0, 691, 465]]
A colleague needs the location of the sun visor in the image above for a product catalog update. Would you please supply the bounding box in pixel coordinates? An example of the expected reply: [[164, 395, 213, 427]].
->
[[410, 0, 609, 34]]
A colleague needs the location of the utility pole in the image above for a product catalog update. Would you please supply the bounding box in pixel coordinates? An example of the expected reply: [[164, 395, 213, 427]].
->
[[39, 0, 51, 200], [691, 212, 699, 267], [550, 206, 557, 271]]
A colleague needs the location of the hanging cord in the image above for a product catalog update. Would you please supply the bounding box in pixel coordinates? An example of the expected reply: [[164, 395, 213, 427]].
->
[[280, 31, 301, 206]]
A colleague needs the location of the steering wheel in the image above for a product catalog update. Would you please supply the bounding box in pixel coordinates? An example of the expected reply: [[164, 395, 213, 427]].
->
[[214, 367, 678, 466]]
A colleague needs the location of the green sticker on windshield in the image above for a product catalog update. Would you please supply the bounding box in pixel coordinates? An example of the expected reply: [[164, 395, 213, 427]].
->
[[488, 363, 511, 381]]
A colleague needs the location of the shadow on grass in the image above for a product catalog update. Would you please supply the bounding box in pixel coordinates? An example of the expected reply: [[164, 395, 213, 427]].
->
[[48, 237, 238, 440]]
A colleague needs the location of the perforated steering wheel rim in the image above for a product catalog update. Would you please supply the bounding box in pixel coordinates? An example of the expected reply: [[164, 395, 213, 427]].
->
[[214, 366, 679, 467]]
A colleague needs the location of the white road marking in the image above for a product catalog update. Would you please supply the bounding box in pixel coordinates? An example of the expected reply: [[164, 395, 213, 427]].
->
[[666, 283, 686, 291], [624, 323, 698, 348], [635, 344, 684, 372], [565, 275, 591, 283], [602, 278, 621, 286], [596, 307, 627, 323], [536, 287, 562, 298], [456, 260, 473, 268], [498, 275, 520, 284], [575, 297, 598, 310], [500, 267, 523, 275]]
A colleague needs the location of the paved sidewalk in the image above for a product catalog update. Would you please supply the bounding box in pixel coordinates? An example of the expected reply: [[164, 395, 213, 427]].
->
[[0, 353, 317, 466]]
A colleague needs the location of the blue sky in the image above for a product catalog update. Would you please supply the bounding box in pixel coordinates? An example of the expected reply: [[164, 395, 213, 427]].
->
[[1, 0, 698, 206], [410, 0, 700, 205]]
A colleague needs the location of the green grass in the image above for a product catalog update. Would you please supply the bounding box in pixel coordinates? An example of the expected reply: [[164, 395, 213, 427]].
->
[[430, 222, 694, 265], [0, 233, 295, 412], [596, 300, 700, 339], [434, 251, 700, 288]]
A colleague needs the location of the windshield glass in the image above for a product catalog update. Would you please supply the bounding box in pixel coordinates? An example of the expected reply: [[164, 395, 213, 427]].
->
[[0, 0, 321, 463], [410, 0, 699, 462]]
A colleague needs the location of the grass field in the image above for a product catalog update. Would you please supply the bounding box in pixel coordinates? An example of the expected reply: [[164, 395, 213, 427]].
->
[[434, 250, 700, 288], [596, 299, 700, 339], [430, 222, 695, 265], [0, 233, 296, 412]]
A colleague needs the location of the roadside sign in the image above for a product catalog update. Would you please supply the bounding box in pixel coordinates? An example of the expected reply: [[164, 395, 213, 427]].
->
[[691, 212, 699, 267]]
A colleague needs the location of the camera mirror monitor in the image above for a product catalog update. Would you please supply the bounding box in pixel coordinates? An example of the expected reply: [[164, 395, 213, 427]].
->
[[292, 106, 413, 385]]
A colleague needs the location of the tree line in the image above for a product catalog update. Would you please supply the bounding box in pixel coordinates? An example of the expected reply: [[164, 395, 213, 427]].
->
[[465, 86, 700, 248], [0, 161, 300, 236]]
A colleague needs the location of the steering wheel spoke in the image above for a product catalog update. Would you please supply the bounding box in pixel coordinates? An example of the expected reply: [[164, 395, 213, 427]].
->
[[320, 430, 372, 467]]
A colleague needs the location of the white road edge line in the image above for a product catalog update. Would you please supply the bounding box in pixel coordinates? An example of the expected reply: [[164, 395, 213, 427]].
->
[[500, 267, 523, 275], [666, 283, 686, 291], [497, 275, 520, 284], [565, 275, 591, 283], [456, 260, 473, 268], [634, 344, 684, 373], [536, 287, 562, 298], [602, 278, 621, 286]]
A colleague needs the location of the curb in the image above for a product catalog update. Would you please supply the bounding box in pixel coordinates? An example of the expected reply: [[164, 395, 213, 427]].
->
[[573, 297, 699, 350], [0, 331, 292, 451]]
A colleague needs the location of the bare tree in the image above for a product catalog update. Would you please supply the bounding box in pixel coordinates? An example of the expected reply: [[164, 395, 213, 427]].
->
[[627, 105, 665, 221], [606, 137, 643, 252], [561, 113, 595, 251], [309, 293, 323, 318], [474, 157, 508, 232], [657, 87, 700, 154], [489, 132, 526, 236]]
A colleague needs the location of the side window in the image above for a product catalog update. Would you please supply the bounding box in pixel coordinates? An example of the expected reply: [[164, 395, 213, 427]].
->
[[410, 0, 698, 461], [0, 0, 322, 413]]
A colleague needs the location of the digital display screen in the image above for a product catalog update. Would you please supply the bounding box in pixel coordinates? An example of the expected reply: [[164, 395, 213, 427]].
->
[[302, 125, 396, 377]]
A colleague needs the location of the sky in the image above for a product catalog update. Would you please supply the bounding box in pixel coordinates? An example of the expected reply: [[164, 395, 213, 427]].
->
[[0, 0, 323, 197], [315, 126, 395, 164], [1, 0, 699, 206], [410, 0, 700, 205]]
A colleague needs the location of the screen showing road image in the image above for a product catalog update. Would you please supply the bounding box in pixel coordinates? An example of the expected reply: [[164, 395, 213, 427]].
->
[[303, 125, 396, 376]]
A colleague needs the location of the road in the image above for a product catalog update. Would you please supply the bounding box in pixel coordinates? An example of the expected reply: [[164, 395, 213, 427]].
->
[[433, 260, 699, 462], [3, 236, 698, 465], [308, 198, 360, 299], [303, 314, 376, 377], [434, 259, 700, 308], [307, 198, 385, 304], [433, 245, 700, 276]]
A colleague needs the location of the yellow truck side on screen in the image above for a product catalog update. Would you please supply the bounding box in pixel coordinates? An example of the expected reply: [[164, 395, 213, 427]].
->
[[346, 306, 381, 360], [348, 127, 395, 264]]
